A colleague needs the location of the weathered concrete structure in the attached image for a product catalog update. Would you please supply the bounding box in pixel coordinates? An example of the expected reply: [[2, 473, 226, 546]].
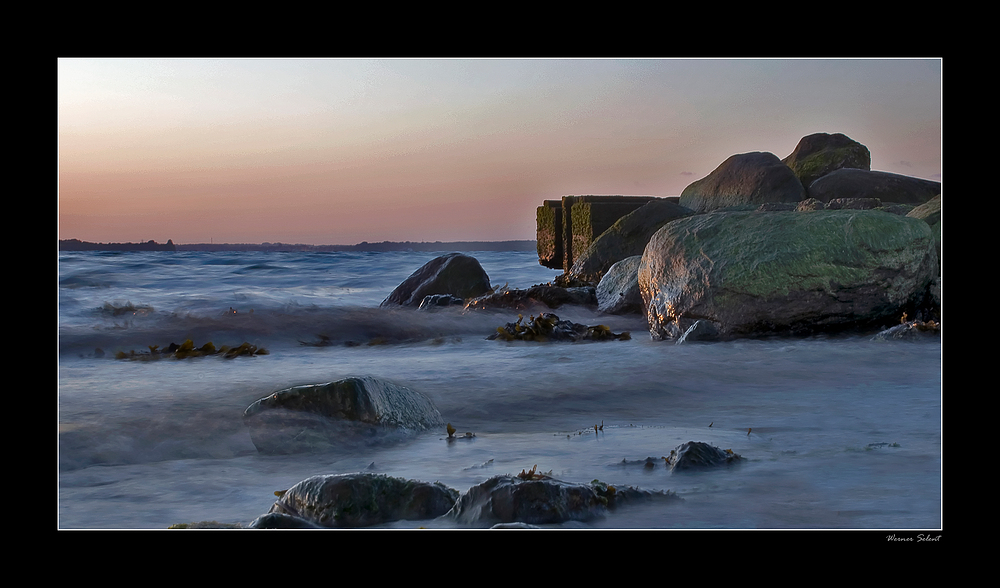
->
[[536, 195, 661, 270]]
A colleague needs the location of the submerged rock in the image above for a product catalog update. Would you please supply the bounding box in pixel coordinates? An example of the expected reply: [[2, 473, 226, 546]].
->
[[265, 473, 460, 528], [465, 284, 596, 312], [243, 376, 444, 454], [488, 312, 630, 342], [665, 441, 745, 471], [871, 319, 941, 341], [380, 253, 492, 307], [447, 472, 676, 527]]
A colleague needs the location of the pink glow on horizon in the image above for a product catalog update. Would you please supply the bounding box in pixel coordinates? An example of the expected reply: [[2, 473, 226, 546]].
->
[[58, 58, 942, 245]]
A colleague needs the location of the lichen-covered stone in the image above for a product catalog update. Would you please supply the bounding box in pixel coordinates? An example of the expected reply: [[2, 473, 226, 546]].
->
[[639, 210, 938, 339], [781, 132, 871, 190]]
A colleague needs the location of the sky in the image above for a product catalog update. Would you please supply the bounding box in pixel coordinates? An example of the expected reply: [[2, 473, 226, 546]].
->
[[57, 58, 942, 246]]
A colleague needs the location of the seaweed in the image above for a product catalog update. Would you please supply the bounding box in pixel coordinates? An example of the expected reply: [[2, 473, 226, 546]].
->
[[516, 465, 553, 480], [488, 313, 630, 342], [114, 338, 268, 360]]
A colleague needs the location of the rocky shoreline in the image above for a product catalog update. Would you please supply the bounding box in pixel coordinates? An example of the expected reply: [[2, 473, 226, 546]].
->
[[171, 131, 940, 529]]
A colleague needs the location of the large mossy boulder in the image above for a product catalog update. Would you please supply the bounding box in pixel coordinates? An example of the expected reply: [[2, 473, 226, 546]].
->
[[807, 168, 941, 205], [243, 376, 444, 454], [380, 253, 492, 307], [907, 194, 941, 271], [679, 151, 806, 213], [639, 210, 938, 339], [781, 132, 871, 190], [568, 199, 695, 284], [264, 473, 459, 528]]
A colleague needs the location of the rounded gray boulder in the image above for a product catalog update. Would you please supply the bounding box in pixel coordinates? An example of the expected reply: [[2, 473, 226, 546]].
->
[[243, 376, 444, 454], [380, 253, 492, 307], [679, 151, 806, 213]]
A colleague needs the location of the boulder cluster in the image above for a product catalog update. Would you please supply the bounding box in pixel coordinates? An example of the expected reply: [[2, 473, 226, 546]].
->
[[378, 133, 941, 342], [550, 132, 941, 341], [242, 441, 740, 529]]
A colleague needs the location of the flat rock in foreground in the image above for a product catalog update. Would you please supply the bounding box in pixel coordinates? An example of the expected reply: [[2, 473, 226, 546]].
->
[[447, 473, 677, 527], [243, 376, 444, 454], [264, 473, 459, 528]]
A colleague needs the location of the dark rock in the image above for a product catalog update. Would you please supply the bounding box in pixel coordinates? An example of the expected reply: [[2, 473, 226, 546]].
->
[[243, 376, 444, 455], [488, 312, 630, 342], [417, 294, 465, 310], [596, 256, 643, 315], [639, 210, 938, 339], [665, 441, 744, 471], [871, 319, 941, 341], [826, 197, 883, 210], [757, 202, 797, 211], [674, 319, 720, 344], [380, 253, 492, 307], [247, 512, 324, 529], [796, 198, 826, 211], [465, 285, 596, 312], [781, 132, 871, 190], [536, 200, 564, 269], [266, 473, 459, 528], [447, 474, 675, 527], [679, 152, 806, 213], [807, 168, 941, 205], [567, 199, 695, 284]]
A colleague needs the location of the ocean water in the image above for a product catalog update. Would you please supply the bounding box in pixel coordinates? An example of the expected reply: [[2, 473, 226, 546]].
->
[[57, 249, 942, 530]]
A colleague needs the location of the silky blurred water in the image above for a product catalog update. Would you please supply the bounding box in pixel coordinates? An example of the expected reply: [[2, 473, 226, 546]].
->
[[57, 250, 942, 529]]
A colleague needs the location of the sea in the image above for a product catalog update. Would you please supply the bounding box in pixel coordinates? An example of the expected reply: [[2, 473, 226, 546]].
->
[[57, 249, 942, 530]]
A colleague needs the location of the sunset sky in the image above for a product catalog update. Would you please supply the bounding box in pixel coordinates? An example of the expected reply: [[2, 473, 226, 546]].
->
[[57, 58, 942, 245]]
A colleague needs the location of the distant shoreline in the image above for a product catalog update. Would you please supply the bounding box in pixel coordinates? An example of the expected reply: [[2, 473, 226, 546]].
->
[[58, 239, 537, 253]]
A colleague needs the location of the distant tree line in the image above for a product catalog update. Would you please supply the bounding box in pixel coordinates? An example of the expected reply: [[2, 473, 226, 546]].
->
[[59, 239, 536, 253], [59, 239, 177, 252]]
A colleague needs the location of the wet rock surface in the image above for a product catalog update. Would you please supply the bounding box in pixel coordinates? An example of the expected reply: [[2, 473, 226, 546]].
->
[[487, 312, 630, 342], [243, 376, 444, 454], [665, 441, 745, 471], [380, 253, 492, 307], [871, 319, 940, 341], [265, 473, 460, 528], [446, 471, 678, 527], [465, 284, 596, 312]]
